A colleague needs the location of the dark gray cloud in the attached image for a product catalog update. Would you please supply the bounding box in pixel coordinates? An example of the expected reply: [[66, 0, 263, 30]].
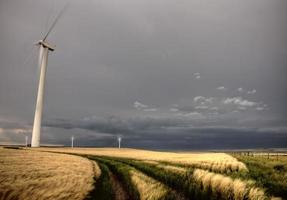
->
[[0, 0, 286, 149], [41, 115, 287, 149]]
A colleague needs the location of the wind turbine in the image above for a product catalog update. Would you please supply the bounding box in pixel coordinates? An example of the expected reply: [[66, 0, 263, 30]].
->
[[118, 136, 122, 149], [71, 136, 74, 148], [25, 135, 28, 147], [31, 6, 67, 147]]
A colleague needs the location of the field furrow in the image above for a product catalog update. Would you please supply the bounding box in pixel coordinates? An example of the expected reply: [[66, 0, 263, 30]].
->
[[109, 171, 129, 200], [85, 162, 114, 200], [88, 156, 140, 200], [94, 156, 200, 199], [86, 156, 187, 200]]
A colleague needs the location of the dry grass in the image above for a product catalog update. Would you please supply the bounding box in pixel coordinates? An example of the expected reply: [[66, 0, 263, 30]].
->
[[34, 147, 247, 172], [248, 188, 267, 200], [92, 160, 101, 179], [192, 160, 248, 173], [141, 160, 160, 165], [141, 159, 247, 174], [193, 169, 269, 200], [157, 164, 187, 174], [0, 148, 98, 200], [130, 169, 168, 200], [136, 159, 187, 174]]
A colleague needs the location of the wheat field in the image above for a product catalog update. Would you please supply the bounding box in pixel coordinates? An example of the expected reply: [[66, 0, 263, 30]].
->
[[33, 147, 248, 172], [0, 148, 98, 200], [0, 147, 284, 200]]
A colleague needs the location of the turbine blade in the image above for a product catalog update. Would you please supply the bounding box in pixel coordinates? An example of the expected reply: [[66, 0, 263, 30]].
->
[[23, 45, 37, 69], [42, 2, 69, 41]]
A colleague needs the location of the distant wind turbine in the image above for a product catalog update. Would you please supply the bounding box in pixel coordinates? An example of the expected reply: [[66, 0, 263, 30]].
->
[[118, 136, 122, 149], [25, 136, 28, 147], [71, 136, 74, 148], [31, 5, 68, 147]]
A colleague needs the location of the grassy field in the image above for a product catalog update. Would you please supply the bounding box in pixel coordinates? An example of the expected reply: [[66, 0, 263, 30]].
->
[[0, 147, 285, 200], [234, 154, 287, 199]]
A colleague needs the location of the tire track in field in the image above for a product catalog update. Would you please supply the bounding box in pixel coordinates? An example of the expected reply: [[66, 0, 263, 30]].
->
[[109, 171, 129, 200], [93, 156, 188, 200], [86, 157, 136, 200], [85, 162, 114, 200]]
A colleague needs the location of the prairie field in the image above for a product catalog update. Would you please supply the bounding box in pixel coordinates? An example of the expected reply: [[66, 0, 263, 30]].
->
[[0, 147, 286, 200]]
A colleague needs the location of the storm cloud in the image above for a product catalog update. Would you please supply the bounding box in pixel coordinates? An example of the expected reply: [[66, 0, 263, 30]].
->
[[42, 115, 287, 149], [0, 0, 287, 149]]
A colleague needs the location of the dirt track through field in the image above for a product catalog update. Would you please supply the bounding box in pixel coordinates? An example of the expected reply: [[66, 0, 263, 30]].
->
[[98, 157, 188, 200], [109, 171, 129, 200], [85, 155, 187, 200]]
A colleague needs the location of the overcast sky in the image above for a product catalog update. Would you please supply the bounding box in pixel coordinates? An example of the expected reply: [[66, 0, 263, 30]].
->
[[0, 0, 287, 149]]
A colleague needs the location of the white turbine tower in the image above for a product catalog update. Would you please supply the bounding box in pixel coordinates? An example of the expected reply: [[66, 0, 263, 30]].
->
[[25, 135, 28, 147], [31, 6, 67, 147], [71, 136, 74, 148], [118, 136, 122, 149], [31, 40, 54, 147]]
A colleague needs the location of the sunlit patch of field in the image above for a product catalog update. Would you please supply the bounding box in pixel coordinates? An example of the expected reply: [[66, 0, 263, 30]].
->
[[35, 147, 247, 172], [193, 169, 268, 200], [0, 148, 97, 200], [134, 159, 275, 200], [130, 169, 169, 200]]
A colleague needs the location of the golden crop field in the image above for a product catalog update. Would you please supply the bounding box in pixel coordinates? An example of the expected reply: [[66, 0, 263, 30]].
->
[[0, 147, 285, 200], [34, 147, 248, 173], [0, 148, 98, 200]]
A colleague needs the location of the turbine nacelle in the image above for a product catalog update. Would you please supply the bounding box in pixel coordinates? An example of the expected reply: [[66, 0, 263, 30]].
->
[[36, 40, 55, 51]]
